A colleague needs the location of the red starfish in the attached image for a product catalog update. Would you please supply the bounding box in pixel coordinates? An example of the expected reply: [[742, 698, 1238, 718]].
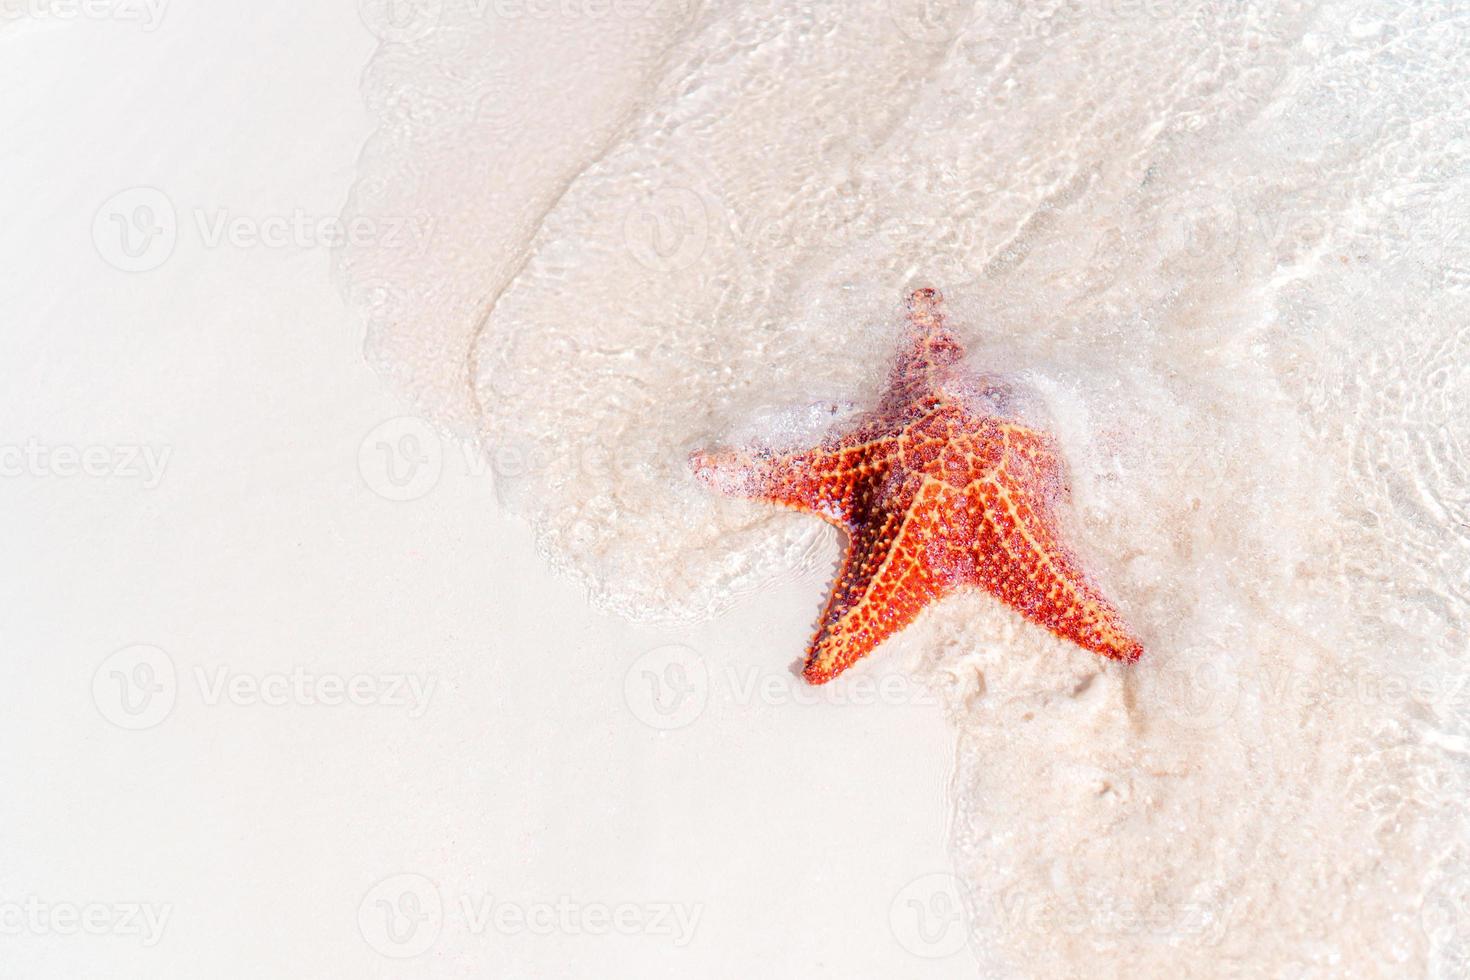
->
[[692, 288, 1144, 684]]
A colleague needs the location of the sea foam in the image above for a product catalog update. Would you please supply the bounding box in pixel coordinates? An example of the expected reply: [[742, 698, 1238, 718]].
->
[[340, 0, 1470, 973]]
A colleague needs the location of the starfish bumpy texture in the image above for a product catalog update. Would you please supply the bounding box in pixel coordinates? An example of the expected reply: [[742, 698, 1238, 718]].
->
[[692, 288, 1144, 684]]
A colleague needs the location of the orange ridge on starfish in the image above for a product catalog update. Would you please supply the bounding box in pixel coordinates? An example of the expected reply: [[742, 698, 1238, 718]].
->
[[692, 288, 1144, 685]]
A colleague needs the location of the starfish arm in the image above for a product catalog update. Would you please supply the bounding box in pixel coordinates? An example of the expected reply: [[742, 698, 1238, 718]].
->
[[690, 439, 895, 526], [802, 477, 952, 684], [968, 467, 1143, 663], [881, 288, 966, 415]]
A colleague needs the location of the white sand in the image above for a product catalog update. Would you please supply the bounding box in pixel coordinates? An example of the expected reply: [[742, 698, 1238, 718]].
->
[[0, 6, 962, 978]]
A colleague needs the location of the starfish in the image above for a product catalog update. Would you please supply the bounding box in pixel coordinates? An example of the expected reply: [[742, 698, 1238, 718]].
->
[[691, 288, 1143, 684]]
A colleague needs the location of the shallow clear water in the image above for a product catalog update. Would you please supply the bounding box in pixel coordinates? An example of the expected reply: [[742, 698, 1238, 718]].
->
[[339, 1, 1470, 974]]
